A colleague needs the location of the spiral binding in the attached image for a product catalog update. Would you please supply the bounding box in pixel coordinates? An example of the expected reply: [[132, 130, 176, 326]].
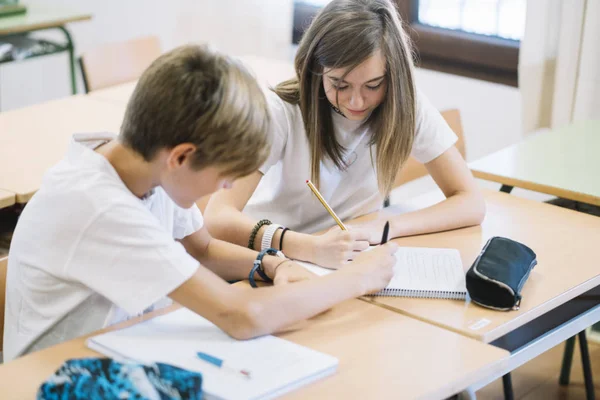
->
[[368, 289, 466, 300]]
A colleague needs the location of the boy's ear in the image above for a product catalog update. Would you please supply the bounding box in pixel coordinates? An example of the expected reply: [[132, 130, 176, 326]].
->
[[167, 143, 197, 168]]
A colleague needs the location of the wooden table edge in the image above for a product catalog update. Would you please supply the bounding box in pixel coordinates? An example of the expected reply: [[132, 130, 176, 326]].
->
[[364, 274, 600, 344], [0, 190, 16, 209], [0, 14, 92, 35], [471, 169, 600, 206]]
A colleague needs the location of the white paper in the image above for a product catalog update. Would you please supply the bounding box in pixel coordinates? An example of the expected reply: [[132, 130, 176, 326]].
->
[[297, 247, 466, 293], [87, 308, 338, 400]]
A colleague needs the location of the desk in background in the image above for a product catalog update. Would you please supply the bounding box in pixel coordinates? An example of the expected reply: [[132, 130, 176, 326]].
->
[[0, 190, 15, 210], [86, 55, 297, 105], [0, 95, 124, 203], [0, 299, 509, 400], [0, 8, 92, 95], [86, 80, 136, 105], [470, 119, 600, 206]]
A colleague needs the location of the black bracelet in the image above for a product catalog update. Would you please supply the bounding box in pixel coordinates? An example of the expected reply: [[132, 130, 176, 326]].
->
[[249, 248, 278, 288], [248, 219, 271, 250], [279, 228, 289, 251]]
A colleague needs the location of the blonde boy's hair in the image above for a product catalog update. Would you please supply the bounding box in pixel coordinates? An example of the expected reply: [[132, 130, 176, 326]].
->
[[121, 45, 270, 178]]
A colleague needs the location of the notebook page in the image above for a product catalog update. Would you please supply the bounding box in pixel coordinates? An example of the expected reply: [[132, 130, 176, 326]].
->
[[387, 247, 465, 292], [87, 308, 338, 400], [296, 247, 465, 293]]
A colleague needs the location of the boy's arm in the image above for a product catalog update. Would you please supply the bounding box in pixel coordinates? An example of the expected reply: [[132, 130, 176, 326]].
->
[[169, 242, 398, 340]]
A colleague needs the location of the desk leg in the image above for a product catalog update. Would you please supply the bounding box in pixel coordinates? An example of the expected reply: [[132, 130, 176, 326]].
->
[[58, 26, 77, 94], [502, 374, 514, 400], [559, 336, 576, 385], [579, 331, 596, 400], [499, 185, 514, 193]]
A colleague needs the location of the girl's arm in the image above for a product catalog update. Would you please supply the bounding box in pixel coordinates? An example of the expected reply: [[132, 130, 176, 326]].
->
[[204, 171, 370, 269], [355, 146, 485, 242]]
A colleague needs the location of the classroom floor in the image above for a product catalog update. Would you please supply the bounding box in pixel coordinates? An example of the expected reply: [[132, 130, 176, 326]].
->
[[477, 339, 600, 399]]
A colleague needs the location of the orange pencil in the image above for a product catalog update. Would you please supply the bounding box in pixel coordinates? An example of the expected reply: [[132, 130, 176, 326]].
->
[[306, 180, 347, 230]]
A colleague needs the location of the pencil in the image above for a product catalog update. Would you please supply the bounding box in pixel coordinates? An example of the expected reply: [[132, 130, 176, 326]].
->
[[306, 180, 347, 230]]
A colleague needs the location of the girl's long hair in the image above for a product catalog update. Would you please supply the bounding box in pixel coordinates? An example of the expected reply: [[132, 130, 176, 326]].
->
[[275, 0, 416, 195]]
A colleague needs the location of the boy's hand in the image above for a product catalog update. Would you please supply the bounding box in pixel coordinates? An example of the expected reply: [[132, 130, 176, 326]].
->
[[273, 260, 317, 286], [311, 226, 371, 269], [343, 242, 398, 295]]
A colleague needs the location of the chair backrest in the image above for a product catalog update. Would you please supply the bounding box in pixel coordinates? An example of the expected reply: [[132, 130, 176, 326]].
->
[[393, 109, 466, 187], [0, 256, 7, 353], [80, 36, 162, 92]]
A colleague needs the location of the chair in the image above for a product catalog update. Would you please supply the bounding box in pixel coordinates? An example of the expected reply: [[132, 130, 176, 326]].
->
[[385, 109, 466, 206], [79, 36, 162, 93], [0, 256, 7, 357]]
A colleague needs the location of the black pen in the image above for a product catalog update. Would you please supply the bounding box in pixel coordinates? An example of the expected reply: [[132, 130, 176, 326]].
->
[[381, 221, 390, 244]]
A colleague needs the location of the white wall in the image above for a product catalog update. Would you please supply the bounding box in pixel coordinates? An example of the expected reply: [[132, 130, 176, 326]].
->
[[0, 0, 294, 110], [415, 68, 522, 162]]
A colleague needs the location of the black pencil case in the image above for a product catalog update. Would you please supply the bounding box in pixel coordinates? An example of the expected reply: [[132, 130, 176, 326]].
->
[[466, 236, 537, 311]]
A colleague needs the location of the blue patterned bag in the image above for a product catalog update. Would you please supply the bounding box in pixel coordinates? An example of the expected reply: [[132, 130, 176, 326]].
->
[[37, 358, 203, 400]]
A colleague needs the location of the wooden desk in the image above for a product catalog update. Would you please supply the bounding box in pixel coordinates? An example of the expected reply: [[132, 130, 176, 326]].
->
[[0, 190, 16, 210], [363, 189, 600, 343], [86, 55, 295, 106], [0, 8, 92, 95], [0, 299, 508, 400], [0, 96, 124, 203], [86, 80, 137, 105], [470, 120, 600, 206], [0, 9, 90, 35]]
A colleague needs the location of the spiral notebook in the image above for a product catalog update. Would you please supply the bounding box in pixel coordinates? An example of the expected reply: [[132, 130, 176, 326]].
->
[[299, 247, 467, 300], [87, 308, 338, 400]]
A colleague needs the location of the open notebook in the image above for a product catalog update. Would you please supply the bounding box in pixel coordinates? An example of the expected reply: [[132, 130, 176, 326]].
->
[[87, 308, 338, 400], [300, 247, 467, 300]]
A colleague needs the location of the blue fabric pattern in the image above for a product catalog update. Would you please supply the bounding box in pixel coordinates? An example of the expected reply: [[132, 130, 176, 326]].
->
[[37, 358, 203, 400]]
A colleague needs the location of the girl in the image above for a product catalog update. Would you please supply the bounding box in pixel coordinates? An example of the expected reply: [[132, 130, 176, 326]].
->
[[205, 0, 484, 269]]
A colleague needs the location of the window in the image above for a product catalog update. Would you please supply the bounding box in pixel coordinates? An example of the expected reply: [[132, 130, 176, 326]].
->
[[292, 0, 523, 86], [418, 0, 526, 41], [293, 1, 328, 44], [397, 0, 524, 86]]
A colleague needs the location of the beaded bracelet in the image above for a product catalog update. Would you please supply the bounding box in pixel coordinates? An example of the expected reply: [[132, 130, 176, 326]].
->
[[249, 248, 278, 288], [248, 219, 271, 250]]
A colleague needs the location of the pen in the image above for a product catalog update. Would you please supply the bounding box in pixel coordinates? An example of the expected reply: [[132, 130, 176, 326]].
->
[[306, 180, 347, 230], [196, 351, 252, 379], [381, 221, 390, 244]]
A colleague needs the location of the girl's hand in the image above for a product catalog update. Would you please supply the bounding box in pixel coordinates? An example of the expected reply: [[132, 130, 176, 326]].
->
[[347, 219, 390, 245], [310, 226, 371, 269]]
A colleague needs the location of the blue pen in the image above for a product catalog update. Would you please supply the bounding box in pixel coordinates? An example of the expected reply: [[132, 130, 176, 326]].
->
[[196, 351, 252, 379]]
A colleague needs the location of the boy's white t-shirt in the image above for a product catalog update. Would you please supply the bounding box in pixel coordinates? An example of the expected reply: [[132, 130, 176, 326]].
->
[[244, 89, 458, 233], [3, 133, 202, 362]]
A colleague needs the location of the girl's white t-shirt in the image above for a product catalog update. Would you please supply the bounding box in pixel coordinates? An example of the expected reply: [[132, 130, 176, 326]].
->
[[244, 89, 458, 233]]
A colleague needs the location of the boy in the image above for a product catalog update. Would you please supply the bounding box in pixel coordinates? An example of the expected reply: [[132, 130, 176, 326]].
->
[[3, 45, 397, 362]]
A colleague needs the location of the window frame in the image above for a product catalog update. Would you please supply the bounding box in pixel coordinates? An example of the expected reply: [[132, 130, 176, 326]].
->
[[291, 0, 520, 87], [395, 0, 520, 87]]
